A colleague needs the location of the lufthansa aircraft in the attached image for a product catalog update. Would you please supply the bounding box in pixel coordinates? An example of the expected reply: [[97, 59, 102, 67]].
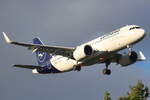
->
[[2, 25, 146, 75]]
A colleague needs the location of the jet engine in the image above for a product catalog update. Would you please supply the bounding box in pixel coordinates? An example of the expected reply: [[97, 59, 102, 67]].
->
[[73, 45, 93, 61], [118, 51, 138, 66]]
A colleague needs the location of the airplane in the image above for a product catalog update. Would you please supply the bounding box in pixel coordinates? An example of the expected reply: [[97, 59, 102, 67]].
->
[[2, 25, 146, 75]]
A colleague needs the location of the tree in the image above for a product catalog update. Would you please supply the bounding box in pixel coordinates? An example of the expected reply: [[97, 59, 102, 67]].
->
[[118, 81, 149, 100], [103, 91, 111, 100], [103, 81, 149, 100]]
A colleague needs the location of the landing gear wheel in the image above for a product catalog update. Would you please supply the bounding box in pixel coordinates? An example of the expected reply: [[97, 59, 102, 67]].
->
[[102, 68, 111, 75], [106, 69, 111, 75], [102, 68, 107, 74], [75, 65, 81, 71]]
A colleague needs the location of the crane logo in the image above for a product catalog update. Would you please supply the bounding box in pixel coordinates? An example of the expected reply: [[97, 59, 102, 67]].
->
[[37, 52, 46, 63]]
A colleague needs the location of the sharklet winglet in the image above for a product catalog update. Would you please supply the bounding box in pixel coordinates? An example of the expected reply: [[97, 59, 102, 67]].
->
[[2, 32, 12, 44], [139, 51, 146, 61]]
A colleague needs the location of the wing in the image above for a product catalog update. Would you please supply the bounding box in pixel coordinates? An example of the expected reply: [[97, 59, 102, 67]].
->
[[2, 32, 75, 57], [14, 64, 40, 69]]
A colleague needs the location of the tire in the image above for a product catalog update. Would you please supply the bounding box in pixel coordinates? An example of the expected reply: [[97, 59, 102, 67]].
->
[[106, 69, 111, 75], [102, 68, 111, 75]]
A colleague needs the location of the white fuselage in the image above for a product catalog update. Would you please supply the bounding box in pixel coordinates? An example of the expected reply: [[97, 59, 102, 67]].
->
[[50, 25, 146, 72]]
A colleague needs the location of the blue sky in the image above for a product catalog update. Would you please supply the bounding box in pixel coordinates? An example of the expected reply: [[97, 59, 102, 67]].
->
[[0, 0, 150, 100]]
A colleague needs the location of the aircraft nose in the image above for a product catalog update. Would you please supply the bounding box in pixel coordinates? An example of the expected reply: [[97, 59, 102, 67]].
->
[[140, 29, 146, 38]]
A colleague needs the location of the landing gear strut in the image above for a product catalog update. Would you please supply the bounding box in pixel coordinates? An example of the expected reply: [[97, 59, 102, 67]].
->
[[102, 60, 111, 75], [127, 45, 132, 53]]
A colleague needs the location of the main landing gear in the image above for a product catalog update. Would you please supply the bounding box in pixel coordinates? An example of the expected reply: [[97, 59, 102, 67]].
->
[[102, 60, 111, 75], [74, 65, 81, 71]]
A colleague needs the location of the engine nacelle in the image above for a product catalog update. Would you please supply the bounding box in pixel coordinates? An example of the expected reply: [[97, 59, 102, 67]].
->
[[73, 45, 93, 61], [118, 51, 138, 66]]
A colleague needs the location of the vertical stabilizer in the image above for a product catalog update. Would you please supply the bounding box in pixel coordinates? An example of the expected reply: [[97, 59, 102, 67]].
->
[[33, 38, 52, 67]]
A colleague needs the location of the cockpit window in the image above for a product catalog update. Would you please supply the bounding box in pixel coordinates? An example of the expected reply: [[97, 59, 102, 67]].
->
[[129, 27, 141, 30]]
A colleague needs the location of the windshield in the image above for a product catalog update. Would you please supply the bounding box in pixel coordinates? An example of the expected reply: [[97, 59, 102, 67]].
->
[[129, 27, 141, 30]]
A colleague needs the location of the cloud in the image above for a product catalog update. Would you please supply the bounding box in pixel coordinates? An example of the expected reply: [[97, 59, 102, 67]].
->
[[0, 0, 150, 100]]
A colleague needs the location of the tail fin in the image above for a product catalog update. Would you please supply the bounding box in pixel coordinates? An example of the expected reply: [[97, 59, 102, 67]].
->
[[33, 38, 52, 67]]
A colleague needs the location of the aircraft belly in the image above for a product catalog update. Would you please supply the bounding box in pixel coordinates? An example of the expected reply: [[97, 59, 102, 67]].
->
[[82, 56, 100, 66], [50, 56, 77, 72]]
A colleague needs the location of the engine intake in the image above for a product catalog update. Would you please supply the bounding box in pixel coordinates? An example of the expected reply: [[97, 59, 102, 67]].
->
[[84, 45, 93, 55], [129, 51, 138, 62], [73, 45, 93, 61]]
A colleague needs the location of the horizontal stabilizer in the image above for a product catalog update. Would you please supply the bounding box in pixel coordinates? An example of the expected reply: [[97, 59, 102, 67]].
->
[[13, 64, 40, 69]]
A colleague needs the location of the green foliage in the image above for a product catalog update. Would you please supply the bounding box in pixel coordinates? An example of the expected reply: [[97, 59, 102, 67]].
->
[[103, 81, 149, 100], [103, 91, 111, 100], [118, 81, 149, 100]]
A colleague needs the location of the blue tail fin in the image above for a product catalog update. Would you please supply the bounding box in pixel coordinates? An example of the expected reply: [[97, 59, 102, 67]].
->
[[33, 38, 52, 67]]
